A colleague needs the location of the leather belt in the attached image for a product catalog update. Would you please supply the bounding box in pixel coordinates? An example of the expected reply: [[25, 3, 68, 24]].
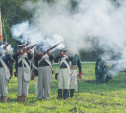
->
[[39, 64, 50, 67], [70, 65, 77, 70]]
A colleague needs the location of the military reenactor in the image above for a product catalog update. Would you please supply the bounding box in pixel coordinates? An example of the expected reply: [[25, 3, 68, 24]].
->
[[13, 42, 33, 102], [34, 44, 53, 100], [0, 36, 14, 103], [68, 48, 82, 97], [95, 57, 108, 83], [54, 48, 71, 99]]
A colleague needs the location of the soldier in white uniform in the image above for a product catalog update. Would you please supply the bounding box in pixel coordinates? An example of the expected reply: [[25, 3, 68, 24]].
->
[[13, 42, 33, 102], [34, 45, 53, 100], [54, 49, 71, 99], [0, 36, 14, 103]]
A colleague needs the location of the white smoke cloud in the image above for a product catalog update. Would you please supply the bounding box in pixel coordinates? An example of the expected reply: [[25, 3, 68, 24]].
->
[[0, 43, 13, 56], [23, 0, 126, 77], [11, 0, 126, 77], [11, 21, 64, 50], [23, 0, 126, 53], [6, 44, 13, 53]]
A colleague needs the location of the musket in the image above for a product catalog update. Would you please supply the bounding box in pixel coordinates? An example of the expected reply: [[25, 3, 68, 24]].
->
[[38, 42, 62, 57], [23, 44, 36, 52], [4, 39, 13, 49], [46, 42, 62, 52], [77, 75, 79, 96]]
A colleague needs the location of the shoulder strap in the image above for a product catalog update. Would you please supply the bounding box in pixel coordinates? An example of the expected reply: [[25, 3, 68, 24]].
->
[[60, 56, 70, 68], [0, 56, 10, 76], [45, 58, 52, 68], [18, 56, 23, 64], [18, 54, 31, 70], [23, 58, 31, 70], [38, 54, 52, 67], [38, 55, 45, 64]]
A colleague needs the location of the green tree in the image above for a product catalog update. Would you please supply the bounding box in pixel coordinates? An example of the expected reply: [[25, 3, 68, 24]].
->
[[0, 0, 32, 46]]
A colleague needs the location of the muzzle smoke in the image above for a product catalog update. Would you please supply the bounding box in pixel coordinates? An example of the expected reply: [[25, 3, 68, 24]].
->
[[11, 0, 126, 77]]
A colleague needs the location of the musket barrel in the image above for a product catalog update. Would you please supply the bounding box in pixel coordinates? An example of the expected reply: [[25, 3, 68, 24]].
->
[[4, 39, 13, 49], [38, 42, 61, 57], [47, 42, 62, 52], [24, 44, 36, 52]]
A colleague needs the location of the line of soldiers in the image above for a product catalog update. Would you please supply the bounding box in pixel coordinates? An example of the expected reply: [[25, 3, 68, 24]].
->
[[0, 36, 82, 103]]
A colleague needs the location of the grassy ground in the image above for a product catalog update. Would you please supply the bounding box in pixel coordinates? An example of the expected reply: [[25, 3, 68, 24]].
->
[[1, 64, 126, 113]]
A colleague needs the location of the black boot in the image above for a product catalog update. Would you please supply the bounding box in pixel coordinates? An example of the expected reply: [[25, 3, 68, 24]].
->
[[70, 89, 74, 97], [63, 89, 69, 100], [57, 89, 62, 99]]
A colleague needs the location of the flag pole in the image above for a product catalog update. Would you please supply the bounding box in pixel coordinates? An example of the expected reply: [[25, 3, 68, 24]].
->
[[0, 4, 2, 37]]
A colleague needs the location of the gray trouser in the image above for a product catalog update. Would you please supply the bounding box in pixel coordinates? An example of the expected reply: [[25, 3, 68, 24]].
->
[[0, 68, 8, 97], [69, 69, 78, 90], [58, 68, 70, 89], [37, 66, 52, 99], [17, 67, 29, 96]]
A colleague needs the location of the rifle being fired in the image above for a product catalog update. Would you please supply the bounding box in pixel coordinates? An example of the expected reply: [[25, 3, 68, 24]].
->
[[23, 44, 36, 52], [38, 42, 62, 58], [46, 42, 62, 52], [39, 42, 62, 55]]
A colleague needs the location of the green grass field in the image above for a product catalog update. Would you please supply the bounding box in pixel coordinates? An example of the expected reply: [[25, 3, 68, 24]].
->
[[1, 64, 126, 113]]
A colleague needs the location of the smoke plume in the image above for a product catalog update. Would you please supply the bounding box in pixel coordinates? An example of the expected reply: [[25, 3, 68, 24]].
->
[[11, 0, 126, 77], [22, 0, 126, 53], [11, 21, 65, 50]]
